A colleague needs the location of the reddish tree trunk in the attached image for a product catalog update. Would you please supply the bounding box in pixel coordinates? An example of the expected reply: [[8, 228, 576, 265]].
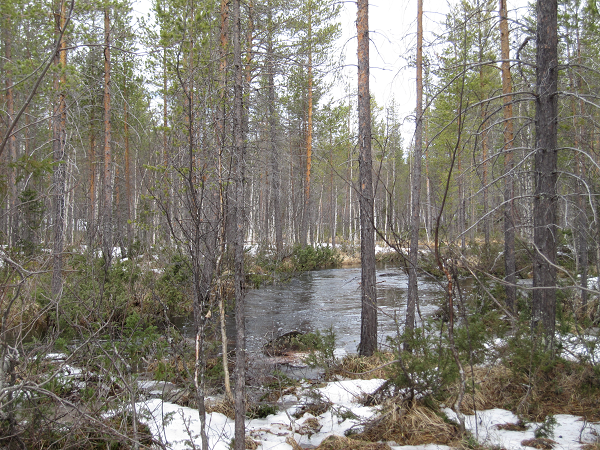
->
[[103, 7, 113, 271], [357, 0, 377, 357]]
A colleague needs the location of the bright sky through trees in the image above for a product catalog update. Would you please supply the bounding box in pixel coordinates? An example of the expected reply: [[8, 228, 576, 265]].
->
[[130, 0, 529, 141], [334, 0, 529, 140]]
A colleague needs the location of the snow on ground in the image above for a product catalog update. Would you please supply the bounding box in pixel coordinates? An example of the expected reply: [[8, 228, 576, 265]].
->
[[444, 408, 600, 450], [560, 332, 600, 364], [585, 276, 599, 290], [138, 377, 600, 450], [375, 244, 395, 254], [141, 398, 234, 450], [139, 378, 386, 449], [483, 333, 600, 366]]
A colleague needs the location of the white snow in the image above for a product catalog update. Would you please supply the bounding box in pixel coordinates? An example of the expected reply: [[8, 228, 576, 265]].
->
[[375, 244, 397, 254], [138, 378, 386, 449], [138, 376, 600, 450], [140, 398, 235, 450], [559, 332, 600, 364], [444, 408, 600, 450]]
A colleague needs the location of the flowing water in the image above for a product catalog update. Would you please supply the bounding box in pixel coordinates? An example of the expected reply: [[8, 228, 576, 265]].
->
[[174, 264, 447, 368], [240, 265, 445, 355]]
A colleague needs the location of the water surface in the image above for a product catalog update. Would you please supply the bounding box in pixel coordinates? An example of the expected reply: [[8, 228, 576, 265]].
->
[[243, 265, 444, 354]]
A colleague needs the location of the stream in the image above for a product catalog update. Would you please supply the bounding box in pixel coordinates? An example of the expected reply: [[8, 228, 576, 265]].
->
[[243, 265, 445, 354], [179, 265, 445, 356]]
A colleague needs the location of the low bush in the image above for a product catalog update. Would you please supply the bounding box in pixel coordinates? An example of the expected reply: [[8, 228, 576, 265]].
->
[[291, 244, 342, 272]]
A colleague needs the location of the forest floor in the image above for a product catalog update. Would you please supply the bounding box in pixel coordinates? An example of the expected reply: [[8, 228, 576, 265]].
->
[[136, 369, 600, 450], [132, 333, 600, 450]]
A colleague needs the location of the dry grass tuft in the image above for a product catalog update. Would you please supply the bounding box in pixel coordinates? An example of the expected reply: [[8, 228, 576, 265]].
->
[[449, 363, 600, 421], [315, 435, 392, 450], [244, 436, 259, 449], [521, 438, 556, 449], [285, 436, 304, 450], [449, 365, 521, 413], [495, 420, 528, 431], [293, 399, 332, 419], [355, 400, 460, 446], [581, 444, 600, 450], [299, 417, 322, 436], [206, 397, 235, 419], [333, 353, 395, 380]]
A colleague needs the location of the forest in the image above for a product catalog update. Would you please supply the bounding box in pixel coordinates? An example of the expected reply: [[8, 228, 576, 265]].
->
[[1, 0, 600, 448]]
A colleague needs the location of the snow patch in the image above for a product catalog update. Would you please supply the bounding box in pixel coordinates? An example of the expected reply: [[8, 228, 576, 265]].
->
[[444, 408, 600, 450]]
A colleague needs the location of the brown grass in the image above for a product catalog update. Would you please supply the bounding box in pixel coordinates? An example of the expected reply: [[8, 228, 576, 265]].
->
[[293, 399, 332, 419], [581, 444, 600, 450], [354, 400, 460, 446], [315, 435, 392, 450], [521, 438, 557, 449], [340, 254, 361, 266], [244, 436, 260, 450], [495, 420, 528, 431], [445, 365, 520, 413], [447, 363, 600, 421], [206, 397, 235, 419], [332, 353, 396, 380]]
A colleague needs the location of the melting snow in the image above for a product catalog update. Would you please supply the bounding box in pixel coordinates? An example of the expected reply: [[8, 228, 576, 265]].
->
[[137, 376, 600, 449]]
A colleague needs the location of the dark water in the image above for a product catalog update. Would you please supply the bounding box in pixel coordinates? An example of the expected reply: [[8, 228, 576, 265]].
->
[[241, 265, 444, 355], [175, 265, 446, 356]]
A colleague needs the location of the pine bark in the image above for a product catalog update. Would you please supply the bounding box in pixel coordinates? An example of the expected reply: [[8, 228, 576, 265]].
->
[[571, 29, 588, 309], [233, 0, 247, 446], [532, 0, 558, 346], [103, 7, 113, 271], [357, 0, 377, 357], [478, 0, 490, 248], [267, 3, 282, 256], [51, 1, 67, 300], [217, 0, 232, 399], [124, 87, 132, 250], [89, 105, 96, 242], [301, 5, 313, 247], [406, 0, 424, 347], [499, 0, 516, 312], [163, 48, 171, 243], [4, 14, 17, 247]]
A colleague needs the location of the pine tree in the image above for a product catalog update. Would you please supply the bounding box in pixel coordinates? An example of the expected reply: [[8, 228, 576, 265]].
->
[[357, 0, 377, 357], [532, 0, 559, 348]]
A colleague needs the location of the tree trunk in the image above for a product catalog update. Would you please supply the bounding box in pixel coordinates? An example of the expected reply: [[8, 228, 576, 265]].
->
[[217, 0, 232, 400], [499, 0, 516, 313], [103, 7, 113, 272], [575, 154, 588, 310], [163, 48, 171, 244], [480, 80, 489, 248], [124, 86, 132, 252], [532, 0, 558, 348], [4, 13, 18, 248], [330, 142, 335, 248], [571, 26, 588, 311], [357, 0, 377, 357], [233, 0, 247, 446], [51, 0, 67, 300], [301, 5, 313, 247], [89, 104, 96, 244], [406, 0, 423, 349], [267, 3, 283, 256], [458, 149, 465, 252]]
